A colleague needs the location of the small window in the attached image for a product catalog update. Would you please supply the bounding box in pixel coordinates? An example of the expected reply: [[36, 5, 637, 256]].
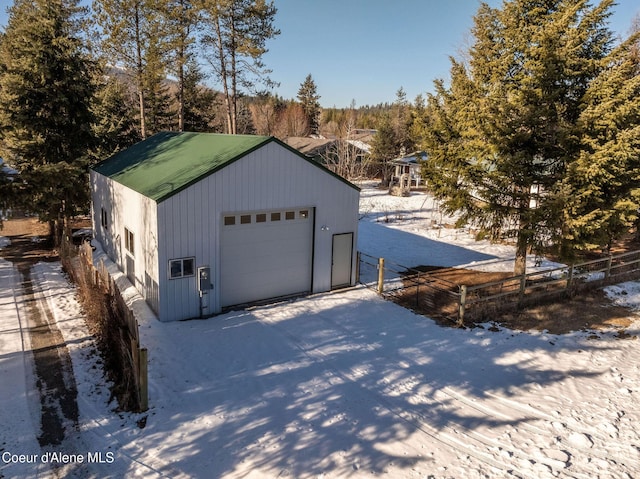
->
[[183, 258, 194, 276], [299, 210, 309, 219], [271, 212, 281, 221], [224, 216, 236, 226], [285, 211, 295, 220], [169, 258, 195, 279], [240, 214, 251, 224], [101, 208, 108, 230], [124, 227, 134, 255], [170, 260, 182, 278], [256, 213, 267, 223]]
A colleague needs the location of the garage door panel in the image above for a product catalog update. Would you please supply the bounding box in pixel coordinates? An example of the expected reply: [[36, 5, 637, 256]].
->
[[220, 209, 313, 307]]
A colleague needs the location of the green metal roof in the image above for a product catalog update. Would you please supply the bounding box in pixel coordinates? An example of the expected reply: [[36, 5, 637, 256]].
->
[[92, 131, 359, 202], [92, 132, 274, 202]]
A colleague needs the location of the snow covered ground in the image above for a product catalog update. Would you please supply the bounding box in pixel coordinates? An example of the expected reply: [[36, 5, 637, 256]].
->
[[1, 183, 639, 478]]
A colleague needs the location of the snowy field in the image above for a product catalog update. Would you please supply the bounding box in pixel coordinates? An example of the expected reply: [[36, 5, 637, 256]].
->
[[1, 183, 639, 478]]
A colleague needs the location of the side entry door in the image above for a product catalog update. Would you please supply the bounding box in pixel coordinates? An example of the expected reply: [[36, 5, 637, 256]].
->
[[331, 233, 353, 289]]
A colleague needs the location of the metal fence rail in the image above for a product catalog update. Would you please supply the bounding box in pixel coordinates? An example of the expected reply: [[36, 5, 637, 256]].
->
[[358, 252, 463, 323]]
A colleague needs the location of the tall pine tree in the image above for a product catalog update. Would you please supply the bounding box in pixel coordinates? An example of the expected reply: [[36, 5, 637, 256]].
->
[[158, 0, 199, 132], [416, 0, 614, 274], [91, 74, 140, 160], [182, 61, 220, 132], [297, 74, 321, 136], [143, 20, 174, 135], [392, 87, 413, 155], [200, 0, 279, 134], [93, 0, 162, 138], [370, 114, 400, 186], [564, 30, 640, 253], [0, 0, 96, 242]]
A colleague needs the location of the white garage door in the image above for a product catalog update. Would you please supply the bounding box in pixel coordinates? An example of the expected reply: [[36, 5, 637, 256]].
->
[[220, 208, 314, 307]]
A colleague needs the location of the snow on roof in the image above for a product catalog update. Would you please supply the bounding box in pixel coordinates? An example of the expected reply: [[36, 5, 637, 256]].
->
[[391, 151, 428, 165], [346, 139, 371, 153], [0, 158, 18, 176]]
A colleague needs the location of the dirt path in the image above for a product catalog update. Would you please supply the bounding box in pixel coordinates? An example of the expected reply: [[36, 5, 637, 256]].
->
[[17, 262, 79, 447], [0, 236, 90, 477]]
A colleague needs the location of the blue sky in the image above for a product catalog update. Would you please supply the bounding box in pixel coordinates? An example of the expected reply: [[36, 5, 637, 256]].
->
[[1, 0, 639, 108], [266, 0, 640, 107]]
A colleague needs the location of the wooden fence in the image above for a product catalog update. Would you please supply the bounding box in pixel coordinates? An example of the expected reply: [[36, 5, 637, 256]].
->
[[358, 249, 640, 326], [461, 249, 640, 323], [62, 239, 148, 412]]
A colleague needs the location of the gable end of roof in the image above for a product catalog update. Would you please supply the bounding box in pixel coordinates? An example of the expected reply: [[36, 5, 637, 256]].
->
[[91, 132, 360, 202]]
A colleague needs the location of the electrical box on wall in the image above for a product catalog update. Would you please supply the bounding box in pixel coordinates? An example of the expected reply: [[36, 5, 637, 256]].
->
[[198, 266, 211, 292]]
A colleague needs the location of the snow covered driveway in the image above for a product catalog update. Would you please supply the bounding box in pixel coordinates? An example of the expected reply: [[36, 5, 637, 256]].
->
[[3, 181, 640, 478], [2, 257, 640, 478], [120, 286, 639, 478]]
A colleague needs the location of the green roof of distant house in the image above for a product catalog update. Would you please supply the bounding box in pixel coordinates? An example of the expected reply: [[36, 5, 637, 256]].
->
[[92, 131, 359, 202]]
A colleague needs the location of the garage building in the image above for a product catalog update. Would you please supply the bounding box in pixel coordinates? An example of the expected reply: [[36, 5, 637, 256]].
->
[[90, 132, 360, 321]]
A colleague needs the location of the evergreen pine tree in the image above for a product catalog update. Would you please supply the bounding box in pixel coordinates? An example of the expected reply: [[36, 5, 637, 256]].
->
[[370, 114, 400, 186], [415, 0, 614, 274], [564, 31, 640, 253], [297, 74, 321, 136], [0, 0, 96, 242], [157, 0, 199, 132], [143, 23, 174, 135], [93, 0, 161, 138], [392, 87, 413, 155], [91, 74, 140, 160], [182, 61, 219, 132], [200, 0, 279, 134]]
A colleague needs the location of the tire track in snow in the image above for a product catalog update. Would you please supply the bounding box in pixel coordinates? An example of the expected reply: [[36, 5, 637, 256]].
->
[[255, 310, 534, 478], [24, 267, 78, 444], [338, 310, 635, 477], [255, 298, 634, 478], [441, 383, 639, 474], [292, 299, 639, 477], [35, 261, 187, 479]]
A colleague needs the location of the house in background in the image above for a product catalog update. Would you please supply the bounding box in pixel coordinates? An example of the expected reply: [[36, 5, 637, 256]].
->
[[90, 132, 360, 321], [389, 151, 427, 196], [283, 137, 337, 161], [284, 135, 373, 179]]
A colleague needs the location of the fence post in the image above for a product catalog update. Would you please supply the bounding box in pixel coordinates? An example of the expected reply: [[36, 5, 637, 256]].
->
[[458, 285, 467, 327], [377, 257, 385, 295], [138, 348, 148, 412]]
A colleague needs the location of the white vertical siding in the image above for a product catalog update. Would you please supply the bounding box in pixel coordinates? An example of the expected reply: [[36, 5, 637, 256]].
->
[[157, 141, 359, 321], [90, 171, 160, 315]]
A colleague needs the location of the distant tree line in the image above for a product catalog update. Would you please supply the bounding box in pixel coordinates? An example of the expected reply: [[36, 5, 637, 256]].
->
[[0, 0, 284, 241], [0, 1, 411, 243], [1, 0, 638, 266]]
